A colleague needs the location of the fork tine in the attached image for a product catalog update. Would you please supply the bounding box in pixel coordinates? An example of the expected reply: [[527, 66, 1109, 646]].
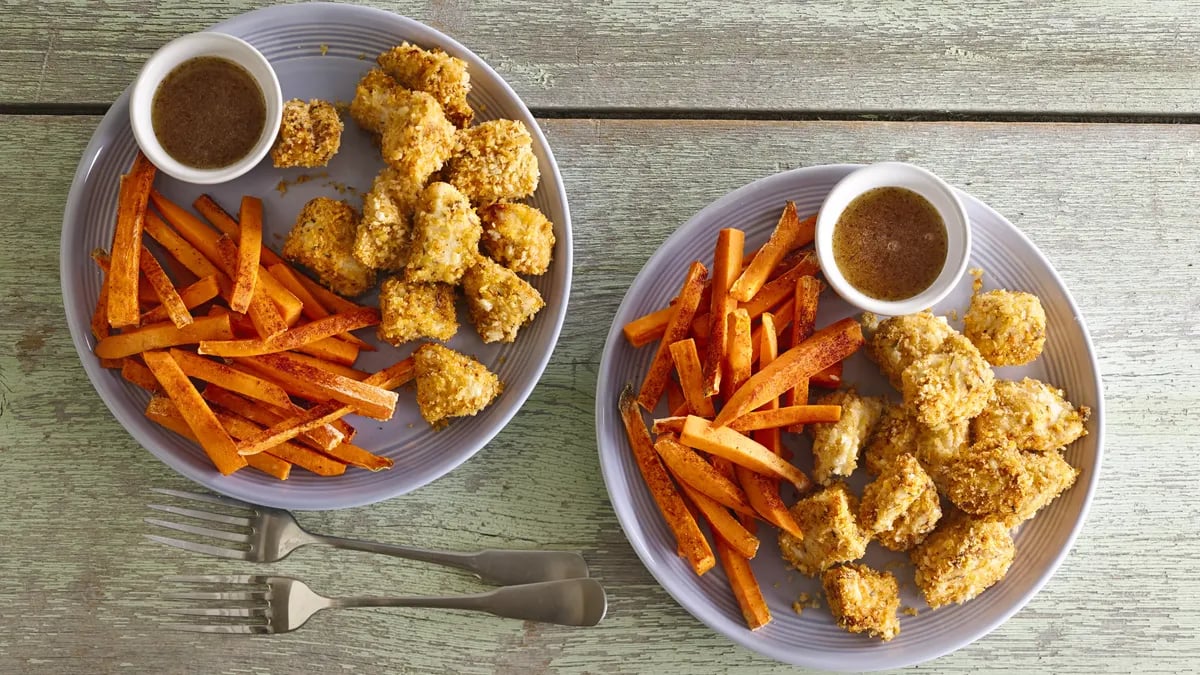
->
[[147, 503, 253, 527], [164, 590, 270, 601], [145, 518, 250, 543], [163, 623, 272, 634], [162, 575, 270, 585], [145, 534, 251, 560], [165, 607, 269, 618], [150, 488, 255, 510]]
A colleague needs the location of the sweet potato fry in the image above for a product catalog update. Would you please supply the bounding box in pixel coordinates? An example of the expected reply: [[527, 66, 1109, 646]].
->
[[729, 405, 842, 431], [90, 250, 160, 308], [150, 189, 227, 266], [228, 196, 262, 313], [324, 442, 394, 471], [214, 236, 287, 339], [668, 338, 714, 417], [90, 250, 112, 342], [291, 267, 364, 313], [140, 275, 219, 325], [143, 211, 224, 281], [107, 153, 156, 328], [94, 314, 234, 359], [137, 245, 192, 328], [651, 416, 687, 435], [121, 358, 160, 393], [283, 351, 369, 380], [232, 357, 334, 404], [142, 350, 246, 475], [729, 202, 810, 302], [144, 396, 293, 480], [193, 193, 285, 267], [750, 299, 794, 365], [678, 481, 758, 559], [169, 348, 295, 410], [665, 378, 687, 417], [203, 385, 344, 452], [702, 229, 744, 396], [637, 261, 708, 411], [654, 435, 754, 516], [738, 252, 820, 320], [715, 536, 772, 630], [294, 336, 360, 367], [268, 262, 373, 351], [811, 360, 844, 388], [724, 308, 753, 401], [786, 275, 822, 431], [713, 317, 864, 428], [619, 386, 715, 575], [212, 408, 346, 477], [623, 306, 675, 348], [679, 415, 813, 492], [199, 307, 378, 359], [236, 353, 396, 420]]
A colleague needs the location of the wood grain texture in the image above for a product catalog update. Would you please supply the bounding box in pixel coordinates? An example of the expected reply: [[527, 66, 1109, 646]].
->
[[1, 115, 1198, 673], [5, 1, 1200, 114]]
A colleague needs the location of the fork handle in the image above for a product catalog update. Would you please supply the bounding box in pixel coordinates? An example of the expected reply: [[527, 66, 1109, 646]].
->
[[311, 535, 590, 586], [327, 578, 607, 626]]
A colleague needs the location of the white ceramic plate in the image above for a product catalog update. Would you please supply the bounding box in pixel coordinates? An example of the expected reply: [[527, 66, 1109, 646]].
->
[[595, 164, 1103, 670], [60, 3, 571, 509]]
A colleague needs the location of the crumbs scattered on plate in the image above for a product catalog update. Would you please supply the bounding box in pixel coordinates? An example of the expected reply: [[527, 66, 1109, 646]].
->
[[320, 43, 329, 56], [902, 606, 920, 617], [792, 592, 820, 615]]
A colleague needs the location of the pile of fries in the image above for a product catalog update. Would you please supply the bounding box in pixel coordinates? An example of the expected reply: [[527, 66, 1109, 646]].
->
[[91, 152, 412, 480], [619, 202, 864, 630]]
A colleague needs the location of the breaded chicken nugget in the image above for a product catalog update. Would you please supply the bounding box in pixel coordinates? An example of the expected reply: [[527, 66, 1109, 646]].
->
[[353, 168, 423, 271], [413, 343, 503, 427], [282, 198, 375, 297], [349, 68, 404, 134], [445, 120, 539, 205], [809, 389, 885, 485], [461, 256, 545, 343], [911, 513, 1015, 608], [944, 439, 1080, 525], [380, 89, 457, 184], [478, 202, 555, 275], [1002, 450, 1079, 528], [822, 564, 901, 641], [866, 311, 955, 389], [964, 289, 1046, 366], [377, 276, 457, 345], [272, 98, 343, 168], [778, 482, 870, 576], [901, 333, 995, 429], [405, 182, 482, 284], [859, 453, 935, 534], [876, 481, 942, 552], [971, 378, 1090, 453], [863, 403, 968, 493], [378, 42, 473, 128]]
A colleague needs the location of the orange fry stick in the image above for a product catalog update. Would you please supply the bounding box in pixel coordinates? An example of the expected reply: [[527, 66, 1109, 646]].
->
[[738, 253, 820, 320], [668, 338, 714, 417], [753, 312, 783, 455], [702, 229, 744, 396], [142, 350, 246, 475], [214, 236, 287, 339], [212, 409, 346, 477], [94, 314, 234, 360], [724, 308, 753, 401], [140, 275, 219, 325], [654, 435, 754, 516], [145, 396, 291, 480], [237, 353, 397, 420], [619, 386, 715, 575], [713, 317, 864, 428], [202, 385, 344, 453], [90, 250, 112, 342], [143, 211, 225, 281], [728, 405, 842, 431], [283, 350, 370, 381], [291, 267, 364, 313], [199, 307, 379, 359], [193, 194, 285, 267], [121, 358, 160, 393], [138, 245, 192, 328], [637, 261, 708, 411], [268, 262, 374, 351], [812, 361, 844, 389], [679, 415, 813, 492], [729, 203, 811, 302], [750, 298, 794, 365], [294, 336, 361, 367], [623, 306, 675, 348], [229, 196, 262, 312], [665, 378, 687, 417], [715, 537, 772, 630], [169, 348, 295, 410], [679, 481, 759, 559], [787, 275, 822, 430], [107, 153, 157, 327], [324, 442, 394, 472]]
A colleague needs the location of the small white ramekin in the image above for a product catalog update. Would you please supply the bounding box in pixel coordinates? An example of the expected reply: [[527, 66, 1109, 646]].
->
[[814, 162, 971, 316], [129, 32, 282, 185]]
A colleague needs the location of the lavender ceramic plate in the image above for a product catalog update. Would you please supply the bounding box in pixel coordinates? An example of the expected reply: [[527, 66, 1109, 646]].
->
[[595, 165, 1102, 670], [61, 3, 571, 509]]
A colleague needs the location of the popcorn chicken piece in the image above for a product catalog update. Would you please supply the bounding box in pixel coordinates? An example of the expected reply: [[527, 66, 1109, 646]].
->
[[876, 481, 942, 552], [405, 182, 482, 284], [971, 378, 1090, 453], [778, 483, 870, 577], [964, 289, 1046, 366], [822, 564, 901, 641], [446, 120, 539, 205], [866, 311, 955, 389], [376, 276, 457, 345], [911, 514, 1015, 608], [349, 68, 404, 134], [863, 403, 968, 493], [378, 41, 473, 128], [282, 198, 375, 297], [901, 333, 995, 429], [1002, 450, 1079, 528], [944, 439, 1080, 526], [413, 343, 503, 427], [271, 98, 343, 168], [478, 202, 555, 275], [809, 389, 885, 485], [859, 453, 935, 534], [379, 89, 457, 184], [461, 256, 544, 343], [353, 168, 423, 271]]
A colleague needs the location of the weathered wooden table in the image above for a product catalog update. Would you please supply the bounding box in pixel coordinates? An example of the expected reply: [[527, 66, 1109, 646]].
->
[[2, 2, 1198, 673]]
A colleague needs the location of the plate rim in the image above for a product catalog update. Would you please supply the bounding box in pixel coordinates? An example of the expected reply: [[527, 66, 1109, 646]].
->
[[594, 163, 1105, 670], [59, 1, 573, 510]]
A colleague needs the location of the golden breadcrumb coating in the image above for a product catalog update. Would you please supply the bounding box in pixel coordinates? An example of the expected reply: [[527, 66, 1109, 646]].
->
[[353, 168, 424, 271], [478, 201, 555, 275], [901, 333, 995, 429], [944, 440, 1079, 525], [822, 564, 901, 641], [461, 256, 545, 343], [376, 276, 457, 345], [911, 513, 1015, 608], [971, 378, 1090, 453], [859, 453, 935, 534], [809, 389, 885, 485], [379, 89, 457, 184], [413, 343, 503, 427], [282, 198, 375, 297], [405, 182, 482, 284], [349, 68, 403, 134], [866, 311, 955, 389], [876, 481, 942, 552], [1002, 450, 1079, 527], [778, 483, 870, 577], [272, 98, 343, 168], [377, 41, 473, 128], [863, 402, 969, 493], [446, 120, 540, 205], [964, 289, 1046, 366]]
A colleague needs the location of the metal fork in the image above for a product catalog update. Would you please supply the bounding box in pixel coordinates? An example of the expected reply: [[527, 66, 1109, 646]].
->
[[145, 488, 590, 586], [161, 574, 607, 632]]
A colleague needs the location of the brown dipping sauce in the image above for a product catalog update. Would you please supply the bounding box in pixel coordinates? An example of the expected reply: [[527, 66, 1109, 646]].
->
[[832, 186, 947, 301], [151, 56, 266, 169]]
